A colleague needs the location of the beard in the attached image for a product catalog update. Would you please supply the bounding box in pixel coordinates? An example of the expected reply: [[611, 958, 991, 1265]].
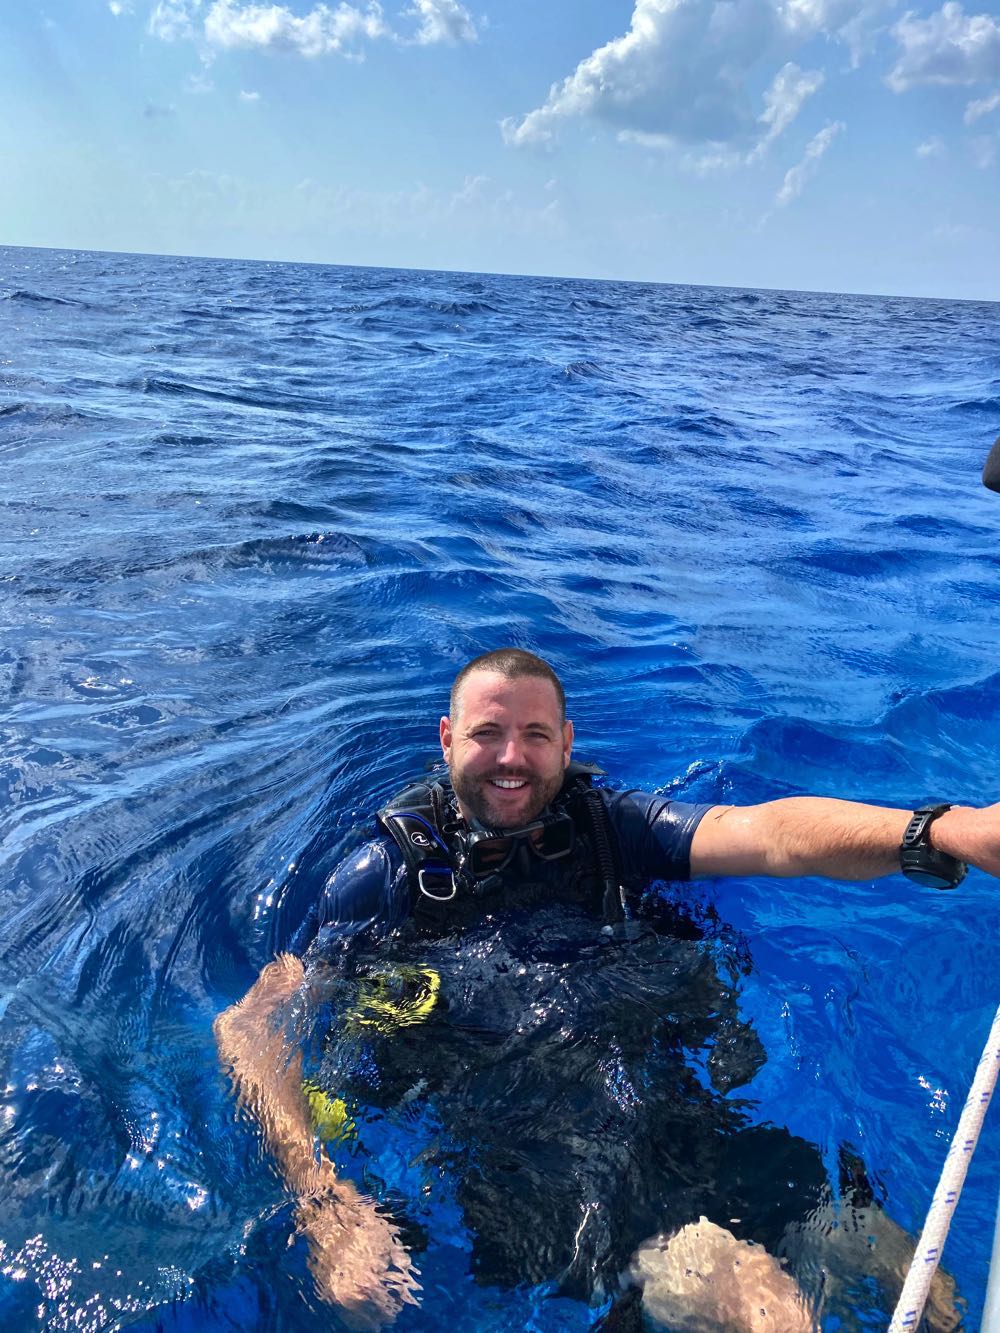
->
[[450, 765, 566, 830]]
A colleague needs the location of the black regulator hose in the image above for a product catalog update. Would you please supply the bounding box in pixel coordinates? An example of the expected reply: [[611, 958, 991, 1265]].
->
[[581, 786, 625, 923]]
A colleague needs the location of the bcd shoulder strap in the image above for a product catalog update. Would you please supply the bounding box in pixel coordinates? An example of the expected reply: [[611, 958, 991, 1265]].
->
[[377, 780, 457, 902]]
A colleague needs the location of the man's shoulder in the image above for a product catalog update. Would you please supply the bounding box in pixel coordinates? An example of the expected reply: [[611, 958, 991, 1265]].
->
[[595, 785, 714, 880], [295, 834, 409, 957]]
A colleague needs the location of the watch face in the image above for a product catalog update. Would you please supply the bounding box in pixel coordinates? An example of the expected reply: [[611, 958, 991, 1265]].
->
[[906, 868, 953, 889]]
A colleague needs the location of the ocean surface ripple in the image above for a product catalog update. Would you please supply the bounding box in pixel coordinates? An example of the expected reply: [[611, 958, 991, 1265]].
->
[[1, 246, 999, 1330]]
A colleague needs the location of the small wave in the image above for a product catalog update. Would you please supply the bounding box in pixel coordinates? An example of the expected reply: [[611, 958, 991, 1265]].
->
[[563, 360, 609, 379], [128, 375, 297, 411], [193, 531, 371, 574], [438, 299, 499, 316], [669, 411, 743, 439], [0, 400, 94, 431], [688, 315, 726, 330], [950, 395, 1000, 415], [353, 295, 499, 317], [2, 288, 88, 308], [569, 297, 616, 312], [792, 545, 947, 578]]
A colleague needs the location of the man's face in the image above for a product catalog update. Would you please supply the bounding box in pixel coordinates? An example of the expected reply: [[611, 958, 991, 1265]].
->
[[440, 671, 573, 830]]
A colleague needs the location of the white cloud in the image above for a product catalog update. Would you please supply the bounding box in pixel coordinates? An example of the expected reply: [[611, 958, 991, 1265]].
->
[[202, 1, 388, 54], [750, 62, 825, 159], [407, 0, 477, 44], [965, 89, 1000, 121], [240, 88, 262, 99], [916, 134, 946, 154], [605, 61, 823, 168], [501, 0, 775, 151], [501, 0, 860, 157], [775, 119, 844, 204], [109, 1, 133, 15], [888, 2, 1000, 90], [149, 0, 476, 53], [149, 0, 200, 41]]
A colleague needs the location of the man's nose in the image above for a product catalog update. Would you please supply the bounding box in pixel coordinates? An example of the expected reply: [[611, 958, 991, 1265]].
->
[[496, 738, 525, 767]]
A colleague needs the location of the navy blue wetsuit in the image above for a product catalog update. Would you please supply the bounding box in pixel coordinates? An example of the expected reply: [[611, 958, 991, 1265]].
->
[[297, 788, 829, 1298], [298, 788, 713, 955]]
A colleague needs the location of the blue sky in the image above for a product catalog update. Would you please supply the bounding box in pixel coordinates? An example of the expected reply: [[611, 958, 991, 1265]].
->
[[2, 0, 998, 297]]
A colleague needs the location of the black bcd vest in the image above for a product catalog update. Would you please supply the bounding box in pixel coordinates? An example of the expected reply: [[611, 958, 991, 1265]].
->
[[377, 762, 626, 923]]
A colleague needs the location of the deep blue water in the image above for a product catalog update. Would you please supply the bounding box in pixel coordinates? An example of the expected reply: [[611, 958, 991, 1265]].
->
[[1, 244, 999, 1331]]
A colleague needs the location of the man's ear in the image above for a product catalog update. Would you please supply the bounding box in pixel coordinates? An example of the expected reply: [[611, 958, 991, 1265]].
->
[[440, 715, 452, 760], [562, 719, 574, 765]]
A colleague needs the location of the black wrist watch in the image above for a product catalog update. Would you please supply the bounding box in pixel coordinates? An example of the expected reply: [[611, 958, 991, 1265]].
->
[[899, 804, 967, 890]]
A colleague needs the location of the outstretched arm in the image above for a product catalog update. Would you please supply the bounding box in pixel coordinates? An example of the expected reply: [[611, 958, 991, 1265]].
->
[[214, 954, 418, 1328], [690, 798, 1000, 881]]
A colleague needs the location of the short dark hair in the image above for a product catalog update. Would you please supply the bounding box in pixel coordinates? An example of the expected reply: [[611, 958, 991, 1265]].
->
[[450, 649, 566, 722]]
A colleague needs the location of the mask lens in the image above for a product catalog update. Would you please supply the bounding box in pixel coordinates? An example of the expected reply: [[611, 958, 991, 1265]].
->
[[468, 834, 516, 876], [466, 815, 575, 878], [529, 816, 574, 860]]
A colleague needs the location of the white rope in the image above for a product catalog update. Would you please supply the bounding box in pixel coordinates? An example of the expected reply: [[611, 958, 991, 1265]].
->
[[888, 1003, 1000, 1332]]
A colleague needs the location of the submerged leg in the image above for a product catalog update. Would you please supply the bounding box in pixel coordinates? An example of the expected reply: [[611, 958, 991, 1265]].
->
[[776, 1199, 962, 1332]]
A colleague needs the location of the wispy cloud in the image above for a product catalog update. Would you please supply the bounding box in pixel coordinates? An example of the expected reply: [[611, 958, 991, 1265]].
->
[[775, 120, 845, 205], [149, 0, 199, 42], [750, 63, 825, 161], [970, 133, 997, 167], [240, 89, 262, 100], [965, 89, 1000, 122], [888, 2, 1000, 91], [148, 0, 476, 54], [917, 135, 946, 155], [143, 168, 565, 244], [185, 69, 215, 93]]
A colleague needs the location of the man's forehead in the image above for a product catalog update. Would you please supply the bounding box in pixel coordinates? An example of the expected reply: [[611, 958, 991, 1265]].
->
[[456, 671, 562, 720]]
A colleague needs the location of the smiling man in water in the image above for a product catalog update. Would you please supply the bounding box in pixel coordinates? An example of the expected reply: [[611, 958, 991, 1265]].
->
[[215, 648, 991, 1330]]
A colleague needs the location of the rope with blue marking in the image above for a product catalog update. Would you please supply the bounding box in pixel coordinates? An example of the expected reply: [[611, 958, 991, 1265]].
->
[[889, 1003, 1000, 1332]]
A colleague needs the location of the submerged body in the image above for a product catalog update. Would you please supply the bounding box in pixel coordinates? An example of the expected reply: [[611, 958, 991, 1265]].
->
[[306, 876, 824, 1299], [216, 653, 990, 1328]]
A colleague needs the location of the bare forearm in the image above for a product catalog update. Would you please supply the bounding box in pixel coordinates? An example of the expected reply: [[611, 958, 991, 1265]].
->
[[214, 954, 418, 1320], [692, 798, 914, 880], [214, 954, 339, 1195], [691, 795, 1000, 881]]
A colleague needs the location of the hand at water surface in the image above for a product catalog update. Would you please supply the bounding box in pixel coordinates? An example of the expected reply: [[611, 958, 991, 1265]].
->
[[297, 1170, 420, 1329]]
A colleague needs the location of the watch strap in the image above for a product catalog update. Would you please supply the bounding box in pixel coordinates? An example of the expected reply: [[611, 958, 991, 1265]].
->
[[900, 804, 967, 890]]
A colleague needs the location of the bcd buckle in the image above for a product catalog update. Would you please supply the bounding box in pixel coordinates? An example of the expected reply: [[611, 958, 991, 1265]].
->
[[418, 867, 457, 902]]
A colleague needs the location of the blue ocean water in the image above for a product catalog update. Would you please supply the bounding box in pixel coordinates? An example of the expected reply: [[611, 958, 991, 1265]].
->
[[1, 243, 998, 1331]]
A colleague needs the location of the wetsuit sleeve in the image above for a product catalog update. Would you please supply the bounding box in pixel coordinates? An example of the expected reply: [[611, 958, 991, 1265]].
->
[[602, 789, 713, 882], [292, 836, 411, 960]]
